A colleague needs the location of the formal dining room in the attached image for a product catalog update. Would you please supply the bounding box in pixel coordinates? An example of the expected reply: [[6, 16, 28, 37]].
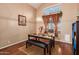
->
[[0, 3, 79, 55]]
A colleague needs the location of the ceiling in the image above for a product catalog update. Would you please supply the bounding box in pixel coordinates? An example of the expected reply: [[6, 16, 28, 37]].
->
[[29, 3, 42, 9]]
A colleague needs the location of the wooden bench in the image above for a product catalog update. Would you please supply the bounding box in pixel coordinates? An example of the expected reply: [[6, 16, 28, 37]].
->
[[26, 39, 48, 55]]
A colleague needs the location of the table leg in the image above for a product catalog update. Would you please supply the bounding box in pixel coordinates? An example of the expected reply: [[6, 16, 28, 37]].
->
[[49, 40, 52, 55], [53, 39, 55, 48]]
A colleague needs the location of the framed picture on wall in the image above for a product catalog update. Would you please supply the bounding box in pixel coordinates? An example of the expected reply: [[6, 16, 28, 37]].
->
[[18, 15, 26, 26]]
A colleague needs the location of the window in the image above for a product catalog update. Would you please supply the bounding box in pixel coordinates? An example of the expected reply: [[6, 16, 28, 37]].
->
[[42, 4, 61, 15], [47, 17, 55, 33]]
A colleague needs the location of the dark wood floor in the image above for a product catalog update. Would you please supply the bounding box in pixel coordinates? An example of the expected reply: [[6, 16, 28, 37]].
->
[[0, 41, 26, 55], [0, 41, 72, 55]]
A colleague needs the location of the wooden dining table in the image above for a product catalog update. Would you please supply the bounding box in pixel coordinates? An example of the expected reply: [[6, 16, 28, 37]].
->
[[28, 34, 55, 55]]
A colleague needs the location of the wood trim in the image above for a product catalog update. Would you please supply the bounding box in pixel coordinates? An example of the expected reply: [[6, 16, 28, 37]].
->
[[76, 21, 79, 54]]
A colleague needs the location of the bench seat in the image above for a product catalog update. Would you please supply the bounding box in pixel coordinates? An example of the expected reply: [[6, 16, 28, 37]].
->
[[26, 39, 48, 55], [26, 40, 48, 48]]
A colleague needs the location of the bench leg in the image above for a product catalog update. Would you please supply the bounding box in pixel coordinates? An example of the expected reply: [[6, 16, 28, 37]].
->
[[26, 42, 28, 48], [44, 48, 46, 55], [47, 47, 48, 53]]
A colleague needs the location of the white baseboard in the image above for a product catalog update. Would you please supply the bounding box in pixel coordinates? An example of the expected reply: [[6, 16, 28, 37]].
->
[[0, 39, 26, 50], [55, 39, 72, 44], [0, 39, 72, 50]]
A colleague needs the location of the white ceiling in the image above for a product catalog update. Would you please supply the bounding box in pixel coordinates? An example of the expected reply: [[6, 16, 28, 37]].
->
[[29, 3, 42, 9]]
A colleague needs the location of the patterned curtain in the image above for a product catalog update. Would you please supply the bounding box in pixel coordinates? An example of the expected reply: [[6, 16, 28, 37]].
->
[[42, 15, 50, 32], [42, 14, 60, 35], [51, 14, 60, 36]]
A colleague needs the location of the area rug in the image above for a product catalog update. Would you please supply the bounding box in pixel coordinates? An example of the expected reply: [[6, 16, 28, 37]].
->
[[18, 45, 62, 55]]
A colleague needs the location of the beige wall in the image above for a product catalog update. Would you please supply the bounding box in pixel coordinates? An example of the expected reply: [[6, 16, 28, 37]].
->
[[36, 3, 77, 43], [0, 4, 36, 49], [60, 3, 77, 43], [0, 3, 78, 49]]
